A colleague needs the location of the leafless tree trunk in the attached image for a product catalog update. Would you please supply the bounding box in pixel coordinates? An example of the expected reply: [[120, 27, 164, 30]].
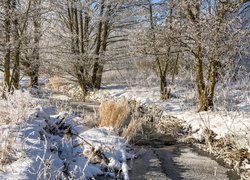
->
[[92, 0, 105, 89], [30, 0, 41, 88], [3, 0, 11, 97], [11, 0, 20, 90]]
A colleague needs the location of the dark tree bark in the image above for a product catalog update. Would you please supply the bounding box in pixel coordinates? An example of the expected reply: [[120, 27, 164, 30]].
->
[[92, 0, 105, 89], [30, 0, 41, 88], [11, 0, 20, 90], [3, 0, 11, 97], [93, 4, 110, 90]]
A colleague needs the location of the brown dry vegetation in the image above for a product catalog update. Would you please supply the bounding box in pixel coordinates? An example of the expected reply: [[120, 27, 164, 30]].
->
[[46, 76, 69, 92], [99, 98, 183, 145], [46, 76, 84, 99], [82, 112, 100, 128], [99, 98, 130, 132]]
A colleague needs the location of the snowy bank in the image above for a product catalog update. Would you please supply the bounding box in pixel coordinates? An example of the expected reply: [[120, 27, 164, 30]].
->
[[0, 105, 133, 179]]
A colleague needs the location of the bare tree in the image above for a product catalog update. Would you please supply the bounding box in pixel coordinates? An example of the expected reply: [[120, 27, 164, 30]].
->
[[132, 0, 182, 100], [48, 0, 135, 99], [1, 0, 32, 96], [182, 0, 244, 111]]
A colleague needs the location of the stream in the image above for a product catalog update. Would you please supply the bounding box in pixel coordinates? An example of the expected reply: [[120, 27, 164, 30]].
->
[[129, 144, 240, 180], [49, 99, 240, 180]]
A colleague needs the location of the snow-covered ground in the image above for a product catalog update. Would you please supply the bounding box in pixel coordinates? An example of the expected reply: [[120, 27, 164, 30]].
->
[[0, 91, 133, 179]]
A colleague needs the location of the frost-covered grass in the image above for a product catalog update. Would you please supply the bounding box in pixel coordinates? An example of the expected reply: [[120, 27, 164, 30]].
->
[[0, 90, 34, 172], [0, 90, 35, 125]]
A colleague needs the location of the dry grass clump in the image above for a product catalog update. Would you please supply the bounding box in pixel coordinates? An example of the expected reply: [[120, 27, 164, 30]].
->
[[0, 82, 3, 92], [99, 98, 183, 145], [129, 112, 183, 146], [46, 76, 84, 99], [122, 118, 146, 143], [99, 99, 130, 132], [155, 115, 183, 136], [46, 76, 69, 92], [213, 135, 250, 172], [128, 102, 183, 145], [0, 112, 11, 124]]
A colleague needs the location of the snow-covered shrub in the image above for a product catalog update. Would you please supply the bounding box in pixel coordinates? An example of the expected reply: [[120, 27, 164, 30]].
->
[[214, 67, 250, 111], [0, 90, 33, 168], [0, 129, 23, 170], [0, 90, 34, 124]]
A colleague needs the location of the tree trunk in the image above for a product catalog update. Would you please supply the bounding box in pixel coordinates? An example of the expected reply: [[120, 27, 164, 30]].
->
[[92, 64, 103, 89], [160, 75, 170, 100], [92, 62, 99, 89], [12, 0, 20, 90], [80, 9, 84, 54], [196, 48, 208, 111], [30, 0, 41, 88], [195, 21, 211, 111], [171, 52, 179, 83], [67, 0, 88, 98], [94, 5, 110, 90], [75, 65, 88, 100], [92, 0, 105, 89], [3, 0, 11, 97], [84, 12, 90, 49], [12, 49, 20, 89], [185, 0, 211, 111], [30, 73, 39, 87]]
